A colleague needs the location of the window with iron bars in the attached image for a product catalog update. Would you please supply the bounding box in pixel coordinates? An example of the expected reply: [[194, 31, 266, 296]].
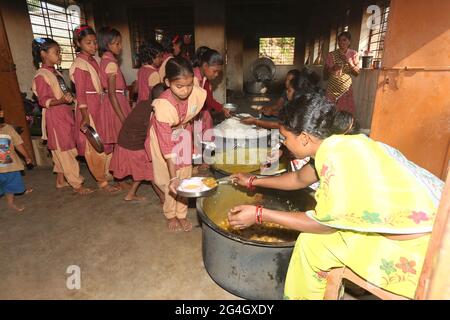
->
[[366, 0, 390, 61], [259, 37, 295, 65], [128, 4, 194, 68], [27, 0, 86, 69], [329, 8, 350, 52]]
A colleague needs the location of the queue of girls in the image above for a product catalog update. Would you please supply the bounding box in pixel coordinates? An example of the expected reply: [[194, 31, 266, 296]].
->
[[30, 25, 230, 232]]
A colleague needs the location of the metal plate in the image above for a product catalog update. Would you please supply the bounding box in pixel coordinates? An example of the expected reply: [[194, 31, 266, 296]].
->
[[176, 187, 217, 198], [223, 103, 238, 112], [84, 125, 104, 153]]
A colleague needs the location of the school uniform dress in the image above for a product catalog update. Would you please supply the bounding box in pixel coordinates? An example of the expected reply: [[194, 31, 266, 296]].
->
[[137, 64, 160, 103], [192, 67, 223, 152], [32, 65, 84, 188], [110, 101, 153, 181], [99, 51, 132, 149], [69, 52, 111, 186], [149, 86, 206, 219], [158, 52, 173, 82]]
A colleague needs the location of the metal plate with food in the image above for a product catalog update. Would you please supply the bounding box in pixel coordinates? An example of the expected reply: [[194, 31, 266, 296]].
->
[[84, 125, 104, 153], [177, 176, 235, 198]]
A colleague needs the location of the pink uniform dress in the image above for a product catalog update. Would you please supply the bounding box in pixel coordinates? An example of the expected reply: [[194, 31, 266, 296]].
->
[[110, 101, 154, 181], [137, 64, 160, 103], [151, 89, 192, 171], [99, 51, 132, 148], [34, 66, 76, 151], [71, 52, 111, 155], [193, 67, 222, 153]]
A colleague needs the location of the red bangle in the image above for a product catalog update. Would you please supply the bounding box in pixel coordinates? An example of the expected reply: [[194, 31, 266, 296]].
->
[[255, 205, 263, 224], [247, 175, 257, 191]]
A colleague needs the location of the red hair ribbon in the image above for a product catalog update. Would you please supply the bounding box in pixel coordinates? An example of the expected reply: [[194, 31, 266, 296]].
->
[[75, 25, 91, 36]]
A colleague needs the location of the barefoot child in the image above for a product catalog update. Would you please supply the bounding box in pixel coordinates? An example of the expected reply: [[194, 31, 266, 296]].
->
[[136, 39, 164, 103], [31, 38, 93, 195], [69, 25, 119, 193], [0, 109, 33, 212], [97, 27, 132, 149], [110, 84, 166, 202], [149, 57, 206, 231]]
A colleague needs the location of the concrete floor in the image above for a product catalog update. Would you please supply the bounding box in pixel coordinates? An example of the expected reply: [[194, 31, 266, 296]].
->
[[0, 165, 239, 299]]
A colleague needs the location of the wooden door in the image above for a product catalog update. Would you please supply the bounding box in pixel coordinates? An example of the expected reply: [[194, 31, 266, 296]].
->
[[0, 9, 34, 161], [370, 0, 450, 179]]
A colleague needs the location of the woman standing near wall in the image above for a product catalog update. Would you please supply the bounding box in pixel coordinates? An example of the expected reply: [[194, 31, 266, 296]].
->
[[325, 32, 360, 115]]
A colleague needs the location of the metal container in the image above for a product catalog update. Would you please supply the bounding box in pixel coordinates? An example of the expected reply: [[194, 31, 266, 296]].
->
[[197, 184, 316, 300]]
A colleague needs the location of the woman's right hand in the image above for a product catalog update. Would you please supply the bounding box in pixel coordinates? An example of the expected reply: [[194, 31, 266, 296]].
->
[[230, 173, 253, 187]]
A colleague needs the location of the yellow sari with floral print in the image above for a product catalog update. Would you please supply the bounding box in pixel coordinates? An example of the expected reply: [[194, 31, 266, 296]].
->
[[284, 134, 444, 300]]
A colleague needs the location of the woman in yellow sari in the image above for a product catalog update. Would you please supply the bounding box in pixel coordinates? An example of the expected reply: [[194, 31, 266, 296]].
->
[[228, 94, 444, 299]]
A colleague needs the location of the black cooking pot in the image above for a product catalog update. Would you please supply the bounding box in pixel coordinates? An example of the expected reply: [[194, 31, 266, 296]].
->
[[197, 184, 316, 299]]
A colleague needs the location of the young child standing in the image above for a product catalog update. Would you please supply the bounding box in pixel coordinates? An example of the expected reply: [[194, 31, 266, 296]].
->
[[69, 25, 119, 193], [149, 57, 206, 232], [0, 109, 33, 212], [136, 39, 164, 103], [97, 27, 131, 150], [31, 38, 93, 195], [110, 83, 166, 202]]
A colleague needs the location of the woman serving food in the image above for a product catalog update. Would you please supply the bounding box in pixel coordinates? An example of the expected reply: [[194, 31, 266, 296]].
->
[[228, 94, 444, 300]]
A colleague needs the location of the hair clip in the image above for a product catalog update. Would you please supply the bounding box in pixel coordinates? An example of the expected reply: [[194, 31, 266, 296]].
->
[[35, 38, 46, 44], [75, 25, 90, 36]]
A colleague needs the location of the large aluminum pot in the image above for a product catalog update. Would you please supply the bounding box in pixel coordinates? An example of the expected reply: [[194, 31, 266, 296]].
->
[[197, 184, 316, 300]]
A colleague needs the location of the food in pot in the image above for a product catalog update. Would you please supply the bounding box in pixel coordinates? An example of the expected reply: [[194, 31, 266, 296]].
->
[[218, 218, 300, 243]]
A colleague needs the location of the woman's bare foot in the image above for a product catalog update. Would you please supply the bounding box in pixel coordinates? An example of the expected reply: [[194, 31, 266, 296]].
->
[[73, 186, 95, 195], [167, 217, 182, 232], [124, 195, 147, 202], [99, 183, 121, 193], [24, 187, 33, 195], [177, 218, 193, 232]]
